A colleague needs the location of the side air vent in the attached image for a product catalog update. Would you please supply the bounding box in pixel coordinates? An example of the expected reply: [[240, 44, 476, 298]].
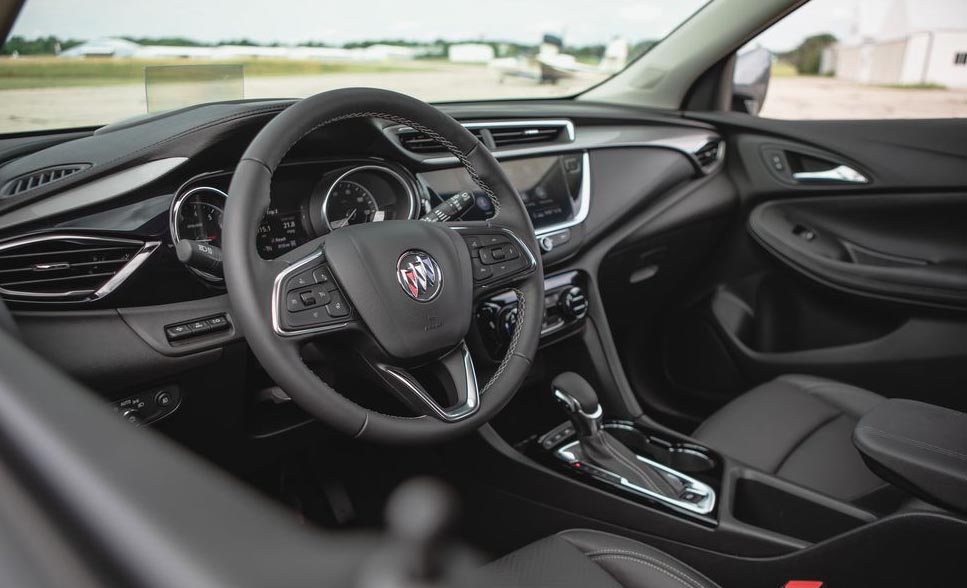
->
[[395, 120, 574, 155], [399, 128, 486, 154], [694, 140, 724, 168], [1, 164, 92, 198], [0, 234, 159, 301]]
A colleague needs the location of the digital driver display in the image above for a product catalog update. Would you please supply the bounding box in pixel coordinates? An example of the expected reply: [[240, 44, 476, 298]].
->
[[257, 207, 306, 257], [419, 153, 583, 228]]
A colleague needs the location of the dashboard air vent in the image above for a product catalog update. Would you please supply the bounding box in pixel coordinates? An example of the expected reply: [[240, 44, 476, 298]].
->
[[396, 120, 573, 155], [489, 125, 565, 148], [399, 128, 486, 154], [1, 164, 91, 198], [0, 234, 158, 301], [694, 140, 724, 168]]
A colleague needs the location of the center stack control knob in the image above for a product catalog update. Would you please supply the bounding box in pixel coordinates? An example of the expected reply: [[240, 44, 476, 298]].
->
[[558, 286, 588, 320]]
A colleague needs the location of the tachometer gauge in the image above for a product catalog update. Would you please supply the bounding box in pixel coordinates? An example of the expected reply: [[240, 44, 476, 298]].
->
[[170, 186, 228, 282], [324, 180, 381, 230]]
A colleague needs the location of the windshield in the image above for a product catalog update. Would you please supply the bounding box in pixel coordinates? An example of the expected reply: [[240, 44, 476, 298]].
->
[[1, 0, 711, 133]]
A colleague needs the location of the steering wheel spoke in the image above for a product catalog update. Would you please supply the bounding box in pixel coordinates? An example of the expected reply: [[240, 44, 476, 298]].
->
[[447, 222, 539, 297], [376, 343, 480, 422], [269, 242, 358, 339]]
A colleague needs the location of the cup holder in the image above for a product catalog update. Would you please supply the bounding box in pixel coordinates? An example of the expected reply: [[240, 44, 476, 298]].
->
[[605, 424, 716, 474], [667, 446, 717, 473]]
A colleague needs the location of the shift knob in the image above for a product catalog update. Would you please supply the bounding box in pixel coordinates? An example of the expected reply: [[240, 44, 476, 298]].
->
[[552, 372, 602, 437]]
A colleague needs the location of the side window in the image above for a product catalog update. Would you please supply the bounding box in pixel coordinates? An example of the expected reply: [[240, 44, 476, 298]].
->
[[735, 0, 967, 119]]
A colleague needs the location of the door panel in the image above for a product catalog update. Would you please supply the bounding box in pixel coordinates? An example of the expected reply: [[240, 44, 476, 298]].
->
[[749, 193, 967, 309], [629, 115, 967, 424]]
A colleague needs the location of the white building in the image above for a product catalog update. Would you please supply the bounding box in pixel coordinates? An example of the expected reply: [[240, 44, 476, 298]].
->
[[448, 43, 495, 63], [829, 0, 967, 88]]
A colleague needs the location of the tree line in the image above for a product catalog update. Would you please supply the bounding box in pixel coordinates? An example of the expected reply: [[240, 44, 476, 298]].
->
[[3, 35, 659, 62]]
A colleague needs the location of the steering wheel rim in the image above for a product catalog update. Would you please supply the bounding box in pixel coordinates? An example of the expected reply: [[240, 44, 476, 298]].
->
[[223, 88, 544, 443]]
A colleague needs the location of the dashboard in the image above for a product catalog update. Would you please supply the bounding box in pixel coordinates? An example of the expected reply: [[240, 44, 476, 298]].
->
[[0, 98, 725, 454]]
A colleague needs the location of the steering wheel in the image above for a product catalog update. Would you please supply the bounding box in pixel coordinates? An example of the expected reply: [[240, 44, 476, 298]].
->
[[223, 88, 544, 443]]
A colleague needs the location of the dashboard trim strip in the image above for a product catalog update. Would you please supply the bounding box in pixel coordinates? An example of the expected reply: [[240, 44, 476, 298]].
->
[[0, 157, 189, 233], [534, 151, 591, 238]]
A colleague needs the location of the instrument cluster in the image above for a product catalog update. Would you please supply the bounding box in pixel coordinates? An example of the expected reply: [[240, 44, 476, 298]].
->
[[170, 162, 421, 280]]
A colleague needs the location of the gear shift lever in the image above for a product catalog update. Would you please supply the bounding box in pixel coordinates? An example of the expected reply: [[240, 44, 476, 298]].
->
[[551, 373, 684, 499], [552, 372, 603, 437]]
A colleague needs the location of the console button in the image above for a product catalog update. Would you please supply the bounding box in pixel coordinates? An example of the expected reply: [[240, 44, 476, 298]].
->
[[165, 324, 192, 341], [286, 292, 307, 312], [206, 315, 230, 331], [155, 390, 173, 408], [188, 320, 211, 334]]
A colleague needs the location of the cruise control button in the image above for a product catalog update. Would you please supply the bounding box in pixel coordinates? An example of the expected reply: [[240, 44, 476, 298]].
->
[[326, 292, 350, 318], [299, 290, 319, 307], [289, 269, 315, 289], [312, 266, 337, 290], [286, 307, 329, 328]]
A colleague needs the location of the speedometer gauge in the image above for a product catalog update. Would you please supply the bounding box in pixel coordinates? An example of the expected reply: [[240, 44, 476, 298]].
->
[[324, 180, 381, 230], [172, 187, 227, 247]]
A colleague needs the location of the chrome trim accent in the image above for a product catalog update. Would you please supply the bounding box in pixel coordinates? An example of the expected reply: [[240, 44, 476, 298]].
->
[[270, 249, 349, 337], [554, 388, 603, 436], [535, 151, 591, 238], [322, 164, 419, 231], [396, 119, 576, 148], [169, 186, 228, 283], [0, 233, 159, 301], [380, 344, 479, 422], [0, 158, 189, 232], [556, 439, 717, 516], [793, 165, 868, 184]]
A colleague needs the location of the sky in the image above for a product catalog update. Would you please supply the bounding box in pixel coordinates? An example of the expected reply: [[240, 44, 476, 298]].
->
[[9, 0, 967, 52], [9, 0, 711, 47]]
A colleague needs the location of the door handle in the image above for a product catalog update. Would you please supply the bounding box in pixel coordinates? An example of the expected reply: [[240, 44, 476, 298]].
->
[[792, 165, 868, 184]]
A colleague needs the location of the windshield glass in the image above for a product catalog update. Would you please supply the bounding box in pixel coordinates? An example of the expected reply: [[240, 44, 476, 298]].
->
[[1, 0, 711, 133]]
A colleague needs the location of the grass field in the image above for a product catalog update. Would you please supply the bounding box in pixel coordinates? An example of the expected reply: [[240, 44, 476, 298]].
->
[[0, 57, 428, 90]]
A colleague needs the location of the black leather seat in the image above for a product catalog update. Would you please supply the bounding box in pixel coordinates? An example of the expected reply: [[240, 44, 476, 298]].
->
[[485, 529, 720, 588], [692, 374, 888, 502]]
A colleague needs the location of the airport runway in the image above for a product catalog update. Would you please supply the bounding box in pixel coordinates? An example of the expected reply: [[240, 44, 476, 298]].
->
[[1, 67, 965, 132]]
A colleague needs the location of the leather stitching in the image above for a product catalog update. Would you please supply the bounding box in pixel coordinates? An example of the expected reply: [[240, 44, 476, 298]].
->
[[773, 412, 843, 475], [588, 553, 711, 588], [600, 433, 660, 493], [857, 425, 967, 461], [481, 287, 524, 394], [268, 110, 501, 218]]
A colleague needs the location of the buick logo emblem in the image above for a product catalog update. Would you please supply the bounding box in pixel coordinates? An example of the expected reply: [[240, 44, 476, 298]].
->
[[396, 251, 443, 302]]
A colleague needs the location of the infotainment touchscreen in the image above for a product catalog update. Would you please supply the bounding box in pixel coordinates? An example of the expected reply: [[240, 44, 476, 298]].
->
[[419, 153, 583, 229]]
